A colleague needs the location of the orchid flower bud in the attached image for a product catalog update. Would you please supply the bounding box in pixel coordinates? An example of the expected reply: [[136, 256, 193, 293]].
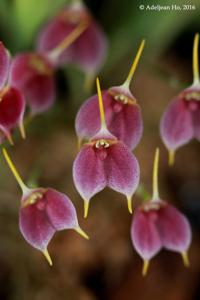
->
[[10, 22, 87, 115], [37, 1, 108, 87], [0, 42, 25, 143], [2, 148, 89, 265], [75, 40, 145, 150], [160, 33, 200, 165], [73, 78, 140, 218], [131, 149, 192, 276]]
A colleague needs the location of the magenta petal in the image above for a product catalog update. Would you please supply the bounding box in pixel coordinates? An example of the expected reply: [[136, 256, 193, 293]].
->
[[158, 204, 192, 253], [45, 189, 78, 230], [10, 53, 55, 114], [109, 103, 143, 150], [131, 208, 162, 260], [37, 15, 73, 61], [75, 91, 113, 141], [24, 74, 55, 114], [9, 53, 33, 88], [0, 87, 25, 131], [106, 142, 140, 198], [192, 108, 200, 141], [10, 53, 53, 86], [75, 93, 101, 140], [0, 42, 10, 89], [19, 203, 55, 251], [63, 19, 107, 74], [160, 98, 193, 151], [73, 144, 106, 201]]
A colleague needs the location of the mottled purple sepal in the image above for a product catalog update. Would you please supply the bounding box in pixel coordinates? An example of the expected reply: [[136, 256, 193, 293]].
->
[[160, 98, 193, 151], [158, 204, 192, 252], [19, 200, 55, 251], [0, 87, 25, 140], [131, 205, 162, 260], [45, 188, 79, 230], [105, 141, 139, 197], [75, 91, 112, 140], [10, 53, 55, 114], [73, 143, 107, 201]]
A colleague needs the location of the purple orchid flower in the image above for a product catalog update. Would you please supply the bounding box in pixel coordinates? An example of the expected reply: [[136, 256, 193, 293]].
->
[[37, 1, 108, 90], [10, 21, 88, 115], [160, 33, 200, 165], [10, 53, 55, 115], [2, 148, 89, 265], [131, 149, 192, 276], [75, 39, 145, 150], [73, 78, 140, 218], [0, 42, 25, 144]]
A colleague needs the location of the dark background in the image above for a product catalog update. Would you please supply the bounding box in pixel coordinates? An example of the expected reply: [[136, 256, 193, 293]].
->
[[0, 0, 200, 299]]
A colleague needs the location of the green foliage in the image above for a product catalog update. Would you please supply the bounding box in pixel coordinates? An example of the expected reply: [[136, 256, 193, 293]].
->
[[0, 0, 68, 51]]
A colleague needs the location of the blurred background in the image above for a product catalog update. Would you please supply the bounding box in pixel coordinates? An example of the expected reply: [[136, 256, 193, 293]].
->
[[0, 0, 200, 299]]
